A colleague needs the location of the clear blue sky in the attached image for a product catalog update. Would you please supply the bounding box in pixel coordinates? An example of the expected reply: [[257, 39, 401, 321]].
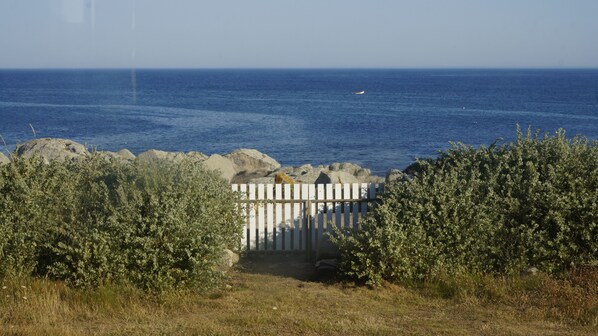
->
[[1, 0, 597, 68]]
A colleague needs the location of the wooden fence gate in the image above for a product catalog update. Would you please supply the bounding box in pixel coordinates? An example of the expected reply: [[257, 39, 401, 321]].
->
[[231, 183, 383, 257]]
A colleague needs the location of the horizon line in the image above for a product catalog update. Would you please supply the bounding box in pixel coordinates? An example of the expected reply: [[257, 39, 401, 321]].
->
[[2, 66, 598, 71]]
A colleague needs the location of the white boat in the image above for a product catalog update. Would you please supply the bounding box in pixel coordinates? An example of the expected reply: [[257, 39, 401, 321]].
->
[[353, 90, 365, 95]]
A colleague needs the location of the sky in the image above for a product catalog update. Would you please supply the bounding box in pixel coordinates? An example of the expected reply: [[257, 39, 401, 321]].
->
[[1, 0, 597, 68]]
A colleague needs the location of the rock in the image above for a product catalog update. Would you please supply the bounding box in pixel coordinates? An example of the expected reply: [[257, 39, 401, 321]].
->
[[264, 162, 382, 185], [96, 149, 136, 163], [225, 148, 281, 174], [266, 165, 323, 184], [116, 148, 136, 160], [235, 160, 382, 185], [137, 149, 189, 163], [15, 138, 89, 163], [187, 151, 209, 162], [293, 169, 325, 184], [217, 249, 240, 271], [355, 168, 371, 179], [385, 169, 405, 183], [137, 149, 207, 164], [248, 176, 276, 184], [315, 171, 359, 184], [327, 162, 381, 183], [292, 164, 314, 175], [202, 154, 236, 182], [0, 152, 10, 165], [232, 169, 271, 184], [373, 176, 386, 183], [329, 162, 361, 175], [96, 151, 122, 162], [137, 149, 185, 163]]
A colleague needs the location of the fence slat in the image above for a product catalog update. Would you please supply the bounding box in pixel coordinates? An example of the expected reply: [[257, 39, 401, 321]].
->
[[352, 183, 360, 230], [316, 184, 325, 249], [360, 183, 368, 228], [334, 184, 342, 230], [266, 184, 274, 251], [237, 184, 247, 250], [275, 184, 283, 251], [248, 184, 256, 250], [308, 184, 316, 253], [301, 184, 310, 250], [369, 183, 377, 204], [284, 184, 292, 251], [325, 184, 334, 234], [343, 183, 351, 228], [257, 184, 265, 251], [293, 185, 301, 250]]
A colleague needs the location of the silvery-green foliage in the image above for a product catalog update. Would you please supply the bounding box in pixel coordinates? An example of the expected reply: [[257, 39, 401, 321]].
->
[[0, 155, 243, 291], [334, 128, 598, 286], [0, 157, 74, 278]]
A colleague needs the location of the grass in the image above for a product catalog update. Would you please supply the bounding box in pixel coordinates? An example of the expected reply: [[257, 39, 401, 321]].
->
[[0, 255, 596, 336]]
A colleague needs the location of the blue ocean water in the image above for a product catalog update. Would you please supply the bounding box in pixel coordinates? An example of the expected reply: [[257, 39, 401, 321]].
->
[[1, 69, 597, 175]]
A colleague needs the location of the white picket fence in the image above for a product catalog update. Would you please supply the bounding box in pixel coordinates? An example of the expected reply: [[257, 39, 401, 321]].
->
[[231, 183, 383, 253]]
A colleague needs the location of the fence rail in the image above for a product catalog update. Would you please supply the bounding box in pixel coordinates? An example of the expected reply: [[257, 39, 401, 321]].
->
[[231, 183, 383, 253]]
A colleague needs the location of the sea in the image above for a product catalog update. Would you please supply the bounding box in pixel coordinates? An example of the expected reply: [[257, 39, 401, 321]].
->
[[1, 69, 597, 175]]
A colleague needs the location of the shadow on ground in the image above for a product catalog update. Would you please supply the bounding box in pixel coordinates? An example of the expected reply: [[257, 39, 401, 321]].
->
[[236, 253, 338, 283]]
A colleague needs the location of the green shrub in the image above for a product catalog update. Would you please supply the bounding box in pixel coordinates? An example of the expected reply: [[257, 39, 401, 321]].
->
[[0, 155, 243, 291], [0, 157, 72, 278], [333, 128, 598, 286]]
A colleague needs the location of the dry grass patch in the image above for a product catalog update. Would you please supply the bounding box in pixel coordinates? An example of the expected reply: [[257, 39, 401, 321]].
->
[[1, 255, 596, 336]]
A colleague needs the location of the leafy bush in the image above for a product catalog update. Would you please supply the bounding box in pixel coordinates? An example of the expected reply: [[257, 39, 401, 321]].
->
[[0, 155, 243, 291], [333, 128, 598, 286]]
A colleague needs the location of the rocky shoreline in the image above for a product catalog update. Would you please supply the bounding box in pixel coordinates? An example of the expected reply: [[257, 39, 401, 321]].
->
[[1, 138, 409, 184]]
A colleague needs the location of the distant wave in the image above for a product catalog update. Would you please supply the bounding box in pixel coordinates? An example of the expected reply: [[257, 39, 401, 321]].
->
[[0, 100, 301, 120], [444, 108, 598, 121]]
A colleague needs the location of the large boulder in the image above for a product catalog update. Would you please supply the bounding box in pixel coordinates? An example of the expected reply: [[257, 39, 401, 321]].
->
[[96, 148, 136, 163], [137, 149, 207, 164], [284, 164, 326, 184], [248, 176, 276, 184], [15, 138, 89, 163], [138, 150, 188, 163], [328, 162, 362, 175], [0, 152, 10, 165], [225, 149, 281, 174], [232, 169, 272, 184], [187, 151, 209, 163], [201, 154, 236, 182], [315, 171, 359, 184], [260, 162, 382, 185], [328, 162, 377, 183], [116, 148, 136, 160], [368, 175, 386, 184]]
